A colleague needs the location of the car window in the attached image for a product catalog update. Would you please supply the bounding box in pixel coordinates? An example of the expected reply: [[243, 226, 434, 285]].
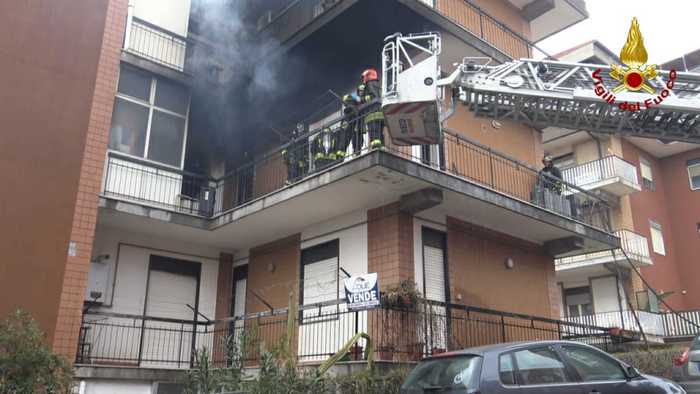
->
[[513, 347, 571, 385], [691, 335, 700, 351], [559, 345, 626, 381], [401, 355, 481, 392], [499, 353, 516, 385]]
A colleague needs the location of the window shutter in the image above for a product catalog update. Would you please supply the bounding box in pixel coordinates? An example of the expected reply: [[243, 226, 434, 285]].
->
[[423, 245, 446, 302]]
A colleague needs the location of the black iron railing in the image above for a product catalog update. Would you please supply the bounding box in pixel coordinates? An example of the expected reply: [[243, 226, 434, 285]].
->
[[102, 105, 612, 232], [76, 301, 613, 368], [126, 17, 188, 72]]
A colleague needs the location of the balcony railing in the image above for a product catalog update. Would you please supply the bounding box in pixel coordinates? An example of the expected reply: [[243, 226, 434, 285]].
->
[[76, 300, 613, 368], [257, 0, 544, 60], [562, 156, 640, 195], [101, 105, 612, 232], [565, 309, 700, 339], [125, 17, 187, 72], [257, 0, 341, 43], [556, 229, 651, 268]]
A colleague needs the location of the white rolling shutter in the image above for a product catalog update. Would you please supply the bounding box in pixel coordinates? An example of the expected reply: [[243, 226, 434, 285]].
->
[[423, 245, 446, 302], [145, 270, 197, 320]]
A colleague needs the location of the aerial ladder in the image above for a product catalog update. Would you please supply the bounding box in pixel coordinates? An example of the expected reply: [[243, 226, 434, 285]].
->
[[380, 31, 700, 342], [380, 32, 700, 145]]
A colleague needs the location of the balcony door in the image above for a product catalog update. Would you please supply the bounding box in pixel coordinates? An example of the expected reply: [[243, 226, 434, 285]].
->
[[141, 255, 201, 369], [422, 227, 449, 353], [229, 265, 247, 361]]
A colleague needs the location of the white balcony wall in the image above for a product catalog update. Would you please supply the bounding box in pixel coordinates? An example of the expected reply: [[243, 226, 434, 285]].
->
[[133, 0, 191, 37], [103, 157, 183, 210], [83, 226, 222, 369], [562, 156, 639, 190], [298, 210, 368, 361]]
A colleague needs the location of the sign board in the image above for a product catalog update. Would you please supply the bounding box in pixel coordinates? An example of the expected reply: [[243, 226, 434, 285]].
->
[[344, 273, 380, 311]]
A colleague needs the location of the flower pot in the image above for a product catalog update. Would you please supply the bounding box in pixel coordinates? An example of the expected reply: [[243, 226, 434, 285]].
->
[[432, 347, 446, 355], [350, 344, 364, 361], [377, 346, 395, 361]]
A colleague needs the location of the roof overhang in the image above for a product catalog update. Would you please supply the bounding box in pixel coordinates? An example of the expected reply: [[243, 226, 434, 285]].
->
[[507, 0, 588, 42]]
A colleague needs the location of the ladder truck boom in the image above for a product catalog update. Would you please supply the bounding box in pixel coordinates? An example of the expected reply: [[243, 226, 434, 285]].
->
[[381, 32, 700, 145]]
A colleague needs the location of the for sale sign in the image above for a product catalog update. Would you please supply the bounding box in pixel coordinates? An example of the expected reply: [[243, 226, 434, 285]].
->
[[344, 273, 379, 311]]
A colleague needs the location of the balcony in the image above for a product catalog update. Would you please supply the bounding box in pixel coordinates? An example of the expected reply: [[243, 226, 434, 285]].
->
[[564, 310, 665, 338], [99, 106, 618, 254], [555, 229, 653, 272], [562, 156, 641, 197], [124, 17, 187, 72], [76, 300, 613, 368]]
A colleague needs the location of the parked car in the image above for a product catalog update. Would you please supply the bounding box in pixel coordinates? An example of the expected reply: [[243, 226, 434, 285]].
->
[[401, 340, 685, 393], [672, 334, 700, 394]]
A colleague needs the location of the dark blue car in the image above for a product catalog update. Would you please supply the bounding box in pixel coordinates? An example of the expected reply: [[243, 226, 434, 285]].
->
[[401, 340, 685, 393]]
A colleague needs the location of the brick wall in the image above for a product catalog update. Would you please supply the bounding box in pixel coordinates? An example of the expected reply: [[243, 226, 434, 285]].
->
[[446, 217, 556, 318], [367, 202, 414, 289], [52, 0, 128, 358]]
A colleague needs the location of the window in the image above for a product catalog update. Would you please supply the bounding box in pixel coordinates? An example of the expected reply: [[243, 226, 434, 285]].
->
[[564, 287, 593, 318], [649, 220, 666, 255], [300, 240, 340, 323], [688, 159, 700, 190], [513, 347, 572, 385], [639, 157, 655, 190], [559, 345, 626, 381], [499, 353, 516, 385], [109, 66, 189, 167], [402, 356, 481, 391]]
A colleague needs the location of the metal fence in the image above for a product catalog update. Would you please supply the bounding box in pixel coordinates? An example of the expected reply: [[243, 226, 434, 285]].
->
[[126, 17, 187, 72], [76, 301, 613, 368], [563, 309, 700, 339], [555, 229, 651, 268]]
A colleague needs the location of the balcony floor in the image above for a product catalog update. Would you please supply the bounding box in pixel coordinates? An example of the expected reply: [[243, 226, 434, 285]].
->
[[99, 151, 618, 256]]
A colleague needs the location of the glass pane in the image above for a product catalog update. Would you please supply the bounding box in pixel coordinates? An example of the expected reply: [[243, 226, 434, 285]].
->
[[109, 98, 148, 157], [402, 356, 481, 391], [155, 78, 189, 114], [581, 303, 593, 316], [147, 110, 185, 167], [560, 346, 626, 381], [568, 305, 580, 318], [514, 347, 570, 385], [689, 165, 700, 189], [117, 66, 151, 101], [499, 354, 516, 385]]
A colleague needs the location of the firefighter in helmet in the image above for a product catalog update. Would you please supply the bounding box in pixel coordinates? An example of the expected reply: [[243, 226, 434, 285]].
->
[[339, 93, 360, 159], [312, 127, 336, 170], [540, 155, 563, 194], [282, 123, 308, 184], [358, 68, 384, 148]]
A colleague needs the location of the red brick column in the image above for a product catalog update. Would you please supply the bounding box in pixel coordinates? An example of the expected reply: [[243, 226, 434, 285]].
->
[[367, 202, 414, 290], [52, 0, 128, 359]]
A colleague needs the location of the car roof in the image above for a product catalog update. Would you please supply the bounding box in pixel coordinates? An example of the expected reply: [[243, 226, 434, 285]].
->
[[426, 340, 589, 359]]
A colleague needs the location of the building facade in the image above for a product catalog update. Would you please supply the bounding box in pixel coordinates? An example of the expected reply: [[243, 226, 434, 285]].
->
[[16, 1, 700, 393]]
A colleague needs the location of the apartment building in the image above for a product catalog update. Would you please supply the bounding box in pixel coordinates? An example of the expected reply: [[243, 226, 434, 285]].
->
[[545, 42, 700, 335], [16, 0, 690, 392]]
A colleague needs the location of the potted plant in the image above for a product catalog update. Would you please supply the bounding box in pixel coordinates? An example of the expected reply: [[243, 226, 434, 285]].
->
[[377, 345, 395, 361], [349, 343, 364, 361], [381, 280, 422, 310]]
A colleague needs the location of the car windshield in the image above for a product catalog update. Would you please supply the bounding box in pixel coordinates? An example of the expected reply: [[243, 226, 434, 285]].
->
[[401, 355, 481, 393]]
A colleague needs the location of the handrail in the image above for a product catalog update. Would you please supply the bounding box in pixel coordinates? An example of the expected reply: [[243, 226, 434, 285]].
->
[[442, 128, 611, 207], [107, 151, 215, 182], [131, 16, 189, 42], [83, 310, 209, 325]]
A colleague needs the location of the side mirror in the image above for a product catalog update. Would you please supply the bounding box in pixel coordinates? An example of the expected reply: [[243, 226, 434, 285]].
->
[[623, 364, 641, 379]]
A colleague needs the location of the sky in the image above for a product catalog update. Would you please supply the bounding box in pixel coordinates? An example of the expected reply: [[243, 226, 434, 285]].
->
[[537, 0, 700, 63]]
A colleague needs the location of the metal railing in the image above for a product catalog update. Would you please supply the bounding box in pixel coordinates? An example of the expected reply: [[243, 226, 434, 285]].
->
[[126, 17, 187, 72], [556, 229, 651, 268], [432, 0, 544, 59], [388, 130, 612, 231], [562, 156, 639, 191], [103, 152, 216, 217], [76, 300, 612, 368], [563, 309, 700, 339], [257, 0, 341, 42], [564, 310, 665, 337], [101, 106, 612, 232]]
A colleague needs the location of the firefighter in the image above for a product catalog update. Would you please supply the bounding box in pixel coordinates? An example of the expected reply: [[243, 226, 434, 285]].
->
[[312, 127, 336, 170], [295, 123, 309, 179], [359, 68, 384, 148], [339, 93, 360, 159], [282, 123, 307, 184]]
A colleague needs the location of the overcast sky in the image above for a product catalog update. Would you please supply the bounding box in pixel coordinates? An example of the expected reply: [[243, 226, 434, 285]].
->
[[537, 0, 699, 63]]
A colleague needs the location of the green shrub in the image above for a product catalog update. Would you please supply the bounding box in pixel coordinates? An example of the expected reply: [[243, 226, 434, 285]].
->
[[0, 309, 74, 394], [614, 346, 686, 379]]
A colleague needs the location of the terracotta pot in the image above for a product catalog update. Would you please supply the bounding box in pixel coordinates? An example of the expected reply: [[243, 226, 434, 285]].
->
[[350, 344, 364, 361], [432, 347, 447, 355], [377, 347, 395, 361]]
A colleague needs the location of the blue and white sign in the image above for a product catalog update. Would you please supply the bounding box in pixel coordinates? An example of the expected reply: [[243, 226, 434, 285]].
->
[[344, 273, 380, 311]]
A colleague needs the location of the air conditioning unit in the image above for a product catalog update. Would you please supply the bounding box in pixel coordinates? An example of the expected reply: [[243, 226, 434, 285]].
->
[[85, 261, 110, 303]]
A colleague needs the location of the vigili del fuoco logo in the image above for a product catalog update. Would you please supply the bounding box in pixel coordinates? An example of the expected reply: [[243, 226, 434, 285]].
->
[[592, 17, 677, 112]]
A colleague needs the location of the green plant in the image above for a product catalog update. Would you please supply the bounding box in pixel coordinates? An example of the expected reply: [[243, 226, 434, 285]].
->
[[381, 280, 422, 310], [614, 346, 687, 379], [0, 309, 73, 394], [330, 367, 410, 394]]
